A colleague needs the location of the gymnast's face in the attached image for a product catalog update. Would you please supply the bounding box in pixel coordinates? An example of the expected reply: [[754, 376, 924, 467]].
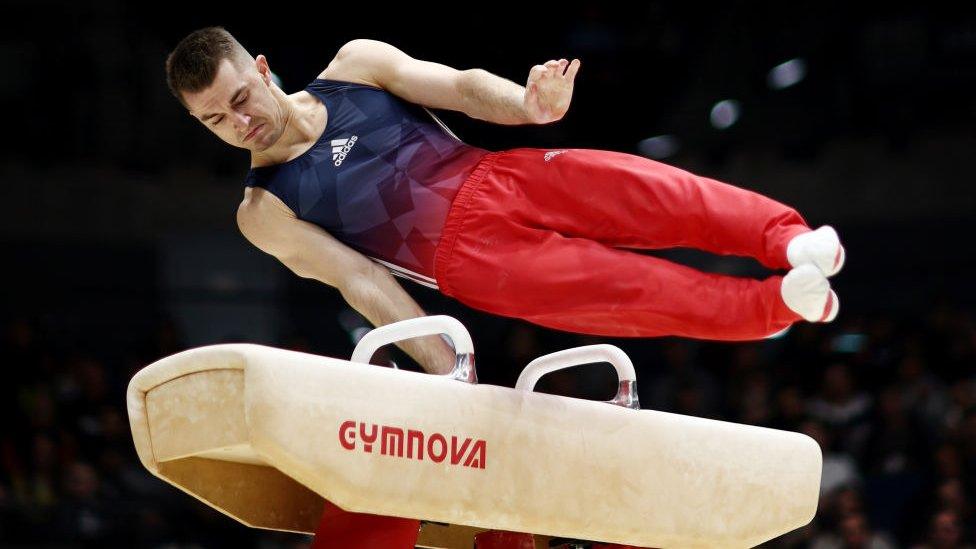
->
[[184, 55, 284, 151]]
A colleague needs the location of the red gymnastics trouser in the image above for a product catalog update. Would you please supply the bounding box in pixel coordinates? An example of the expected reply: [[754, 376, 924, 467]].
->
[[432, 147, 812, 341]]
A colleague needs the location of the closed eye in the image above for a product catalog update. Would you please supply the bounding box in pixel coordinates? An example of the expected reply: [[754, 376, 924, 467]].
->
[[210, 96, 248, 126]]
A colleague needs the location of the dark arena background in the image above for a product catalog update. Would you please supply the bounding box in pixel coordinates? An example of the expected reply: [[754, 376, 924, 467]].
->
[[2, 2, 975, 548]]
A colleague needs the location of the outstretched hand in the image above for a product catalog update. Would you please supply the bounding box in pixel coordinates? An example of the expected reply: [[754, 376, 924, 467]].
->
[[523, 58, 580, 125]]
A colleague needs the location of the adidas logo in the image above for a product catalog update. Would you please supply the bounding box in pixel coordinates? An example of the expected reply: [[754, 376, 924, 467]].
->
[[332, 135, 358, 166], [544, 149, 567, 162]]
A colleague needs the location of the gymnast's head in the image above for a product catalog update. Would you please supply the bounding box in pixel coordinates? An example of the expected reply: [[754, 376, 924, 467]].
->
[[165, 26, 285, 151]]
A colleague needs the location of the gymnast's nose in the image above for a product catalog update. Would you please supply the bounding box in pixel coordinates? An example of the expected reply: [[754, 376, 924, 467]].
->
[[234, 112, 252, 132]]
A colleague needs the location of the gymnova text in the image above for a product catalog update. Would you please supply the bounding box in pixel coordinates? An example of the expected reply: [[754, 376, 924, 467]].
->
[[338, 420, 486, 469]]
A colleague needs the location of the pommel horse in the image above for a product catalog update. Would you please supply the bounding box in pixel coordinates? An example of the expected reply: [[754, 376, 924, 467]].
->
[[126, 315, 821, 548]]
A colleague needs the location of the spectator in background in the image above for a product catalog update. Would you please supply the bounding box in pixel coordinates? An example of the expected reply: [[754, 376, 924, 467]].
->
[[931, 442, 965, 483], [935, 478, 972, 526], [50, 461, 121, 547], [895, 353, 949, 434], [809, 511, 897, 549], [929, 440, 976, 515], [864, 385, 927, 475], [953, 409, 976, 490], [841, 512, 897, 549], [734, 370, 774, 426], [807, 484, 897, 549], [943, 378, 976, 435], [648, 340, 720, 417], [911, 509, 975, 549], [808, 362, 873, 458], [771, 385, 807, 432], [801, 419, 861, 497]]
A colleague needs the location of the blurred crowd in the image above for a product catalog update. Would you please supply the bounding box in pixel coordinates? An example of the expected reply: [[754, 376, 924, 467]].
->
[[1, 296, 974, 548]]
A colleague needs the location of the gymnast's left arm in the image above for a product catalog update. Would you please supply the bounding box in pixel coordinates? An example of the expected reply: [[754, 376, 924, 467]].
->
[[458, 60, 580, 125], [337, 39, 579, 125]]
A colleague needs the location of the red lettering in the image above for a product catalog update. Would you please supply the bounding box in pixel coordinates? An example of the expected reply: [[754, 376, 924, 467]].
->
[[339, 420, 356, 450], [381, 426, 405, 457], [427, 433, 447, 463], [360, 422, 378, 453], [450, 436, 472, 465], [407, 430, 424, 460], [464, 440, 487, 469], [341, 419, 484, 470]]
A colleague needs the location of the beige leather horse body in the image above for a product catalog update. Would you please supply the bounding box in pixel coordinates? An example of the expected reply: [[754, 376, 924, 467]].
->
[[126, 315, 821, 548]]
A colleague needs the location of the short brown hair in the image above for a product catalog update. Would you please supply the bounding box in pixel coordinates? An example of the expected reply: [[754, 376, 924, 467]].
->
[[165, 26, 254, 109]]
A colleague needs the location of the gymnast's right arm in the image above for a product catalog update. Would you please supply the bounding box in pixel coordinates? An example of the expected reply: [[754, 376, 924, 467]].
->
[[236, 188, 457, 375]]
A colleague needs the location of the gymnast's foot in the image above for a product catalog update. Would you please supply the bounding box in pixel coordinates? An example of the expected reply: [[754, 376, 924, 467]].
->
[[786, 225, 846, 277], [781, 264, 839, 323]]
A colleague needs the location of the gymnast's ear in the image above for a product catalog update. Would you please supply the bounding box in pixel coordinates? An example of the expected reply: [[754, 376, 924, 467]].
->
[[254, 54, 271, 84]]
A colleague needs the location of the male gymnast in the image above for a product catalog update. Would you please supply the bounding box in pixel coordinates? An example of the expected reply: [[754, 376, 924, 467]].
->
[[165, 26, 846, 376]]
